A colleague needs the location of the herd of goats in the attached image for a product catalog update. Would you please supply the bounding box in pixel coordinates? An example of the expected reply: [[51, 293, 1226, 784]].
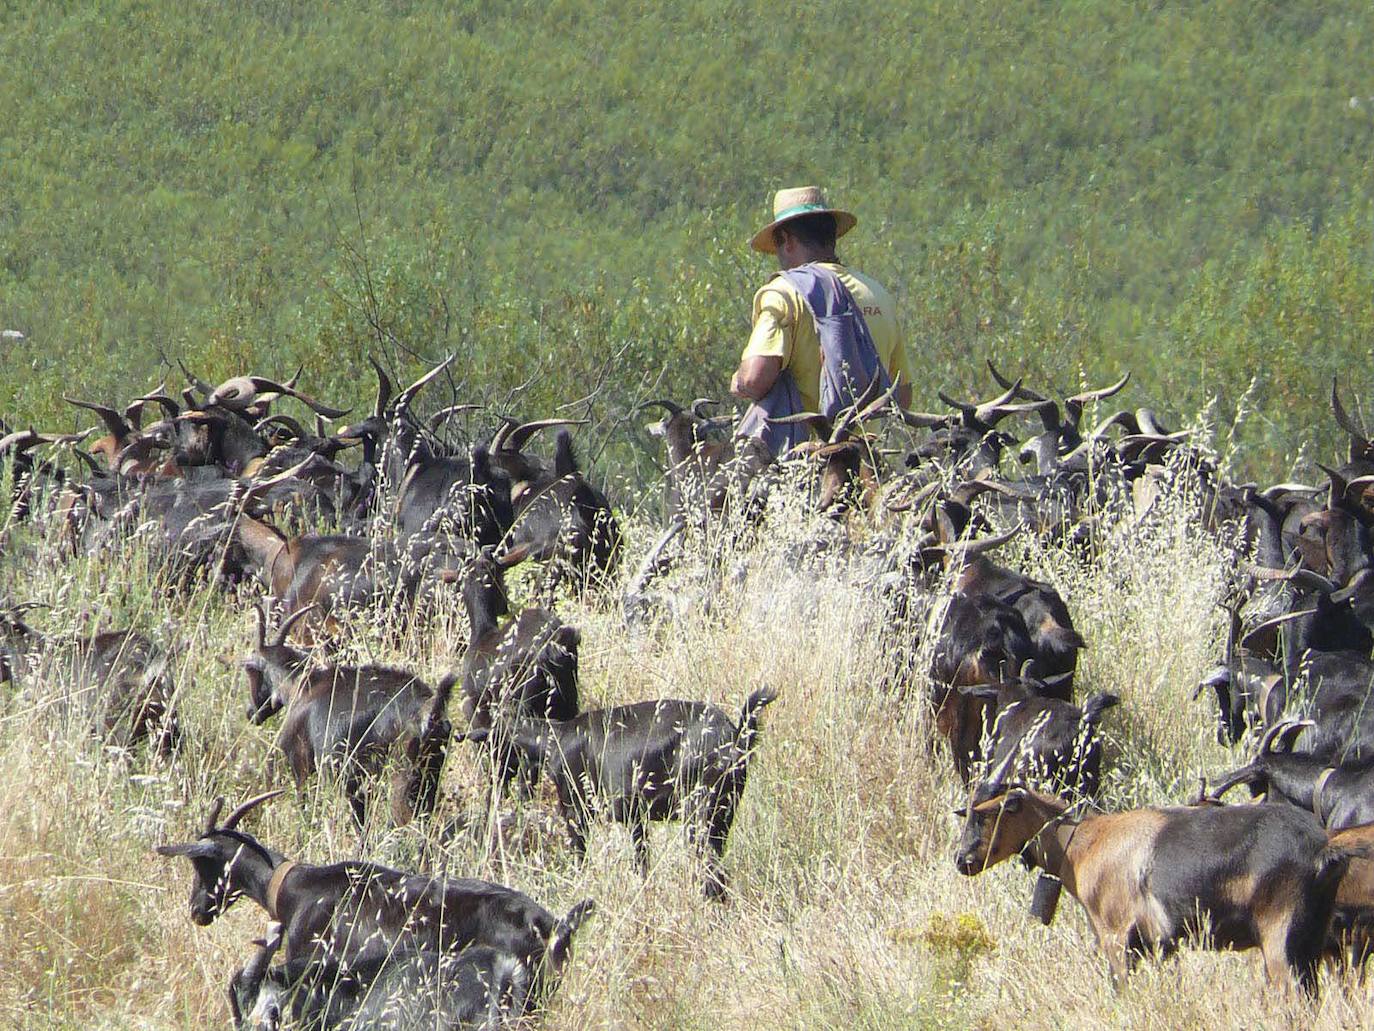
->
[[5, 354, 1374, 1025]]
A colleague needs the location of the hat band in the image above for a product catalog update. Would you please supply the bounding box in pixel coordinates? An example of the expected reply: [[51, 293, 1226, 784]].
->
[[772, 202, 831, 222]]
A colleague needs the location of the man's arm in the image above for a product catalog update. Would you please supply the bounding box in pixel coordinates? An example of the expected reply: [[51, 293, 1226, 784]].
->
[[731, 355, 782, 402]]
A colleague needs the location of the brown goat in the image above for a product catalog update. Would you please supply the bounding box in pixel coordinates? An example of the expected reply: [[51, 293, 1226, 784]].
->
[[955, 787, 1360, 995]]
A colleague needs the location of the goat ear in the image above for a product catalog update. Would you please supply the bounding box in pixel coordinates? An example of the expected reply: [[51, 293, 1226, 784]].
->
[[951, 806, 968, 819], [156, 841, 218, 860]]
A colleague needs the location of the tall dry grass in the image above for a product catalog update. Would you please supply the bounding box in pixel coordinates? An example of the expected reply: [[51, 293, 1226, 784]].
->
[[2, 463, 1373, 1030]]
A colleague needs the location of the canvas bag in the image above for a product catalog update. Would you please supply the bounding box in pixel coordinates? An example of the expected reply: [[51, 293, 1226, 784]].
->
[[736, 262, 891, 454]]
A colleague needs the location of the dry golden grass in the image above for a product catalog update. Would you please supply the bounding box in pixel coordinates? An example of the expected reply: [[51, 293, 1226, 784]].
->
[[3, 471, 1374, 1030]]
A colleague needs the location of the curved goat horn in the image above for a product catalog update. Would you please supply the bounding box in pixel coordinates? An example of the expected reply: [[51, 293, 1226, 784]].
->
[[985, 360, 1049, 402], [952, 477, 1035, 505], [202, 797, 226, 835], [689, 398, 720, 419], [928, 524, 1023, 557], [635, 398, 684, 418], [1331, 377, 1369, 442], [1206, 765, 1259, 800], [427, 404, 482, 433], [1241, 562, 1337, 594], [369, 356, 394, 418], [212, 377, 350, 420], [492, 418, 588, 453], [1259, 718, 1314, 756], [221, 789, 286, 831], [254, 414, 309, 440], [273, 603, 318, 647], [897, 408, 954, 429], [0, 428, 89, 455], [884, 479, 941, 513], [394, 355, 456, 414], [1067, 372, 1131, 408], [939, 380, 1024, 425], [1134, 409, 1171, 436], [178, 359, 215, 398], [207, 376, 259, 410], [63, 397, 133, 441], [129, 392, 181, 422], [831, 375, 899, 442]]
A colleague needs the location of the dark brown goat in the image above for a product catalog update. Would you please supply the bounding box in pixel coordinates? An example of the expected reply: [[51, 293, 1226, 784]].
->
[[639, 398, 736, 519], [955, 786, 1359, 995], [157, 792, 594, 988], [242, 604, 455, 828], [446, 547, 580, 795], [235, 518, 466, 642], [490, 421, 622, 592], [470, 686, 777, 898], [963, 673, 1119, 803], [75, 628, 182, 756], [923, 499, 1085, 684]]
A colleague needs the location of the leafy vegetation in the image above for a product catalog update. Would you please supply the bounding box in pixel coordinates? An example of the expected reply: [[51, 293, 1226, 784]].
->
[[4, 0, 1374, 478]]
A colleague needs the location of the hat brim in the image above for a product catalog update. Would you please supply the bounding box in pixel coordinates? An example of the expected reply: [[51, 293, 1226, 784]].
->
[[750, 209, 857, 254]]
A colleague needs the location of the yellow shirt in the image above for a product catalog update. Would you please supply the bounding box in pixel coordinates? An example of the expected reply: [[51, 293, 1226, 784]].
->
[[742, 262, 909, 415]]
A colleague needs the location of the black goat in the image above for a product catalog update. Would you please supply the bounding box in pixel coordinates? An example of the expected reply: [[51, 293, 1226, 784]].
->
[[469, 686, 777, 899], [1209, 720, 1374, 830], [242, 604, 455, 828], [157, 792, 594, 984], [962, 674, 1119, 804], [491, 422, 621, 593], [228, 917, 580, 1030], [448, 547, 580, 794], [922, 499, 1084, 684]]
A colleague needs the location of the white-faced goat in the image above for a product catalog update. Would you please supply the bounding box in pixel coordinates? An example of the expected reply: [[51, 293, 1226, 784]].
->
[[158, 793, 594, 988], [465, 686, 778, 899], [242, 604, 455, 828], [955, 785, 1364, 996], [228, 919, 568, 1030]]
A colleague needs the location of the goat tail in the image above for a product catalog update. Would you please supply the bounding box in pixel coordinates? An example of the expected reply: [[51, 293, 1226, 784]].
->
[[546, 898, 596, 967], [735, 685, 780, 752]]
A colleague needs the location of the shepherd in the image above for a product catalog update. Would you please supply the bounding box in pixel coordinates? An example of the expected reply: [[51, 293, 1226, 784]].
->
[[732, 186, 913, 454]]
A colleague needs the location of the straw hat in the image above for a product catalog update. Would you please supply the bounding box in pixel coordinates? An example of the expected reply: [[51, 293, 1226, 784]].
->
[[750, 186, 857, 254]]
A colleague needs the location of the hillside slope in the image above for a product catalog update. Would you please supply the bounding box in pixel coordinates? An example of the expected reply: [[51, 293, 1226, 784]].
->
[[3, 0, 1374, 475]]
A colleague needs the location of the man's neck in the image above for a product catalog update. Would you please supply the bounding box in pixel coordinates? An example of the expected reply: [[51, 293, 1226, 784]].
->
[[782, 247, 839, 270]]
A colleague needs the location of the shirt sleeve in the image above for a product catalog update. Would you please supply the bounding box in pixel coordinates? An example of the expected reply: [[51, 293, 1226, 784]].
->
[[741, 282, 797, 367]]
